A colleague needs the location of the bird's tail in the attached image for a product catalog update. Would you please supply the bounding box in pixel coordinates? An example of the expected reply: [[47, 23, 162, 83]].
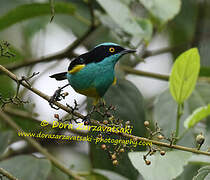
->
[[50, 72, 67, 81]]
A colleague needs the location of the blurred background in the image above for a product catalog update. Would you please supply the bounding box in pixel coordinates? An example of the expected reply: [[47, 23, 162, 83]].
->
[[0, 0, 210, 180]]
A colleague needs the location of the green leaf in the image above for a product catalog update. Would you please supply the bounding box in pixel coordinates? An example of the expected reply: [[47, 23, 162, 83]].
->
[[128, 151, 192, 180], [169, 48, 200, 104], [154, 83, 210, 147], [89, 79, 146, 180], [47, 165, 69, 180], [0, 131, 13, 156], [199, 67, 210, 77], [184, 104, 210, 129], [93, 169, 129, 180], [0, 44, 25, 65], [176, 164, 201, 180], [0, 75, 15, 99], [139, 0, 181, 25], [135, 18, 153, 42], [0, 155, 51, 180], [193, 166, 210, 180], [96, 0, 144, 36], [0, 2, 76, 31], [154, 88, 194, 146], [86, 172, 108, 180], [168, 0, 197, 58], [104, 79, 146, 137], [54, 148, 92, 172], [56, 1, 90, 38], [189, 155, 210, 166]]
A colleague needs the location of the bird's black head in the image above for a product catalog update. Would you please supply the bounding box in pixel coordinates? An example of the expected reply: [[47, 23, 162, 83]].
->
[[80, 42, 135, 63], [68, 43, 135, 71]]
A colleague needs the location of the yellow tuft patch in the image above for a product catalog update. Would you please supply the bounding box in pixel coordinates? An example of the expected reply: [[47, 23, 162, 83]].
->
[[76, 87, 100, 98], [69, 64, 86, 74], [93, 98, 100, 106], [112, 77, 117, 85]]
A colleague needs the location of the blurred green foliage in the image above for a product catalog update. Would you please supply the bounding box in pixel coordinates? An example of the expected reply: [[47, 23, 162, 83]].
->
[[0, 0, 210, 180]]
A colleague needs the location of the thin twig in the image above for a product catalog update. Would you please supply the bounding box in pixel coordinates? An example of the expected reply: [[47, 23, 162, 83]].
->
[[0, 168, 18, 180], [142, 43, 189, 59], [3, 106, 39, 123], [1, 65, 210, 156], [121, 65, 169, 81], [49, 0, 55, 22], [0, 110, 83, 180], [88, 0, 95, 27], [174, 104, 183, 144]]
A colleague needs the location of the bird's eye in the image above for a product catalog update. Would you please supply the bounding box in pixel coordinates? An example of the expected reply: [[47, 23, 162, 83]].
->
[[109, 47, 115, 53]]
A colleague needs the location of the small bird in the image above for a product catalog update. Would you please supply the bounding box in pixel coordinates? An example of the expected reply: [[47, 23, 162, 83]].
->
[[50, 42, 135, 105]]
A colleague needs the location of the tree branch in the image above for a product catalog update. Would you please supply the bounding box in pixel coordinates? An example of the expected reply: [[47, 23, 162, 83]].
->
[[3, 106, 39, 123], [1, 65, 210, 156], [3, 24, 98, 72], [87, 0, 96, 28], [121, 65, 169, 81], [0, 168, 18, 180], [142, 43, 189, 59], [0, 110, 83, 180], [3, 106, 87, 137]]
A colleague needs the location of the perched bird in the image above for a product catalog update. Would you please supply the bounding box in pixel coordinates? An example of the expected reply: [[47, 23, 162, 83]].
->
[[50, 42, 135, 105]]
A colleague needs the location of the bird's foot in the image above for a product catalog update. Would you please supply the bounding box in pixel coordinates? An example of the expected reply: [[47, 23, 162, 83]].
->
[[49, 84, 70, 110]]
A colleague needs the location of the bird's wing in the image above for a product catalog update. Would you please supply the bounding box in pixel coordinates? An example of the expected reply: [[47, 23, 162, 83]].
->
[[50, 72, 67, 81], [68, 57, 86, 74], [67, 49, 99, 74]]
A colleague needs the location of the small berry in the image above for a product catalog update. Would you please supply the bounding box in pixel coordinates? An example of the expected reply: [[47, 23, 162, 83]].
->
[[54, 114, 59, 119], [101, 144, 106, 150], [144, 121, 149, 126], [160, 151, 165, 156], [98, 134, 102, 138], [119, 148, 125, 153], [145, 160, 151, 165], [63, 92, 69, 96], [112, 160, 118, 166], [84, 121, 89, 125], [103, 120, 108, 125], [109, 116, 114, 121], [157, 135, 164, 140], [196, 133, 205, 145], [111, 154, 117, 160]]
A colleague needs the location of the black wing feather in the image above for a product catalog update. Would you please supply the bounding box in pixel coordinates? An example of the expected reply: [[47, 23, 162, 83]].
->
[[50, 72, 67, 81]]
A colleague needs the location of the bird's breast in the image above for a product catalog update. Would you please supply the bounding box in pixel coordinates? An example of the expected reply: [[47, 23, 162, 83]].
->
[[67, 62, 115, 97]]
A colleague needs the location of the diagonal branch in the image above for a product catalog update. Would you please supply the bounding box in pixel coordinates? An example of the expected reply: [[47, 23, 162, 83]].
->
[[3, 25, 98, 72], [0, 168, 18, 180], [0, 110, 83, 180], [1, 65, 210, 156]]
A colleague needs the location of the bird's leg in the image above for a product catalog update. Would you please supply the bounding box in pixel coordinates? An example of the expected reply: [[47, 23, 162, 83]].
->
[[82, 98, 100, 124], [49, 84, 70, 110]]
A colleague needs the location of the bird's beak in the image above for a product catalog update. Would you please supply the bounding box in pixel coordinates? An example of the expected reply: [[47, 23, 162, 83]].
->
[[121, 49, 136, 55]]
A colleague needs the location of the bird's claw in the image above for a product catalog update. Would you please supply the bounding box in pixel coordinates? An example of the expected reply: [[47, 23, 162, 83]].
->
[[49, 84, 70, 110]]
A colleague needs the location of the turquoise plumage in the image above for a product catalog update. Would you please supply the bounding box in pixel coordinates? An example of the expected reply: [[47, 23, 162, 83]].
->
[[50, 42, 135, 104]]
